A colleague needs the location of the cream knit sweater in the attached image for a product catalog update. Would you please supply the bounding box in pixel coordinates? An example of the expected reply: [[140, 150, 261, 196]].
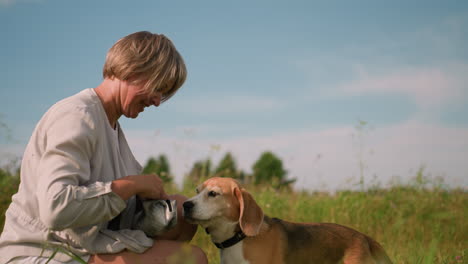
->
[[0, 89, 153, 263]]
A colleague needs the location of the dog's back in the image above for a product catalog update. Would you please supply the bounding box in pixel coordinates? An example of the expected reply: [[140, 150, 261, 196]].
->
[[366, 235, 393, 264], [267, 217, 392, 264]]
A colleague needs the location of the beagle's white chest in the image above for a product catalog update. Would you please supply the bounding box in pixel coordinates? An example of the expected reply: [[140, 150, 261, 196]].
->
[[220, 241, 249, 264]]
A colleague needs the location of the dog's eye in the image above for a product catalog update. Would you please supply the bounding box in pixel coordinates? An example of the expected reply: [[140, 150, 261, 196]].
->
[[208, 191, 218, 197]]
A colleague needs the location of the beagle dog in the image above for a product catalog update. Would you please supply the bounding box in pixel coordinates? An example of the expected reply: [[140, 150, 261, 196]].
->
[[183, 177, 392, 264]]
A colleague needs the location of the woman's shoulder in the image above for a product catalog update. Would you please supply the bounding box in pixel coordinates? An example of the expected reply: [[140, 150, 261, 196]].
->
[[38, 89, 107, 133], [52, 88, 102, 112]]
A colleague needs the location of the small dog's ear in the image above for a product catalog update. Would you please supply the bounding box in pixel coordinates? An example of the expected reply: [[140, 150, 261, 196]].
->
[[234, 187, 264, 236]]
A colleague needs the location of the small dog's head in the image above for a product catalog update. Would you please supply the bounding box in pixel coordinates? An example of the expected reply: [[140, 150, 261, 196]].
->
[[183, 177, 264, 236], [135, 199, 178, 237]]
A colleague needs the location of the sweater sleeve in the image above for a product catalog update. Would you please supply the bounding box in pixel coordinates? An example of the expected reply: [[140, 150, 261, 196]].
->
[[36, 107, 126, 231]]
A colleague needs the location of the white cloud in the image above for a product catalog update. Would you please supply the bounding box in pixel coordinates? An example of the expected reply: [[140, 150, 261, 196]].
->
[[293, 14, 468, 113], [339, 64, 468, 109], [3, 118, 466, 192], [125, 121, 468, 192]]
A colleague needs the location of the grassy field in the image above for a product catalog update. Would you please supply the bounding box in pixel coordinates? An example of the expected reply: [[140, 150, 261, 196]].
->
[[1, 172, 466, 264], [182, 183, 467, 264]]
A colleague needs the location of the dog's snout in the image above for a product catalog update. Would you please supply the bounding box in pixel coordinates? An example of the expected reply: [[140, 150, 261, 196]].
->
[[183, 201, 194, 213], [165, 199, 173, 212]]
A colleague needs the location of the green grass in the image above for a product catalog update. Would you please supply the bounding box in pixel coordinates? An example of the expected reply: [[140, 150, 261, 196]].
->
[[1, 172, 466, 264], [0, 169, 19, 231], [181, 183, 467, 264]]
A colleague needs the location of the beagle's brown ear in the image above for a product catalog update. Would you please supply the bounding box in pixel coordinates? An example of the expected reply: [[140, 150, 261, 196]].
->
[[234, 187, 264, 236]]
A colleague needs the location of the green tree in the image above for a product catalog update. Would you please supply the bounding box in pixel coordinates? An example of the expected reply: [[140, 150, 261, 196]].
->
[[184, 158, 213, 190], [189, 159, 213, 182], [142, 155, 173, 183], [214, 152, 241, 179], [0, 168, 20, 233], [252, 151, 295, 189]]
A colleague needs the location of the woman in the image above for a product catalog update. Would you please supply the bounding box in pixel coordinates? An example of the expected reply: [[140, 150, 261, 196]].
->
[[0, 31, 208, 264]]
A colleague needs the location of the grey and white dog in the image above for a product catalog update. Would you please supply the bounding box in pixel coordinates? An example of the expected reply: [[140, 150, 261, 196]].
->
[[134, 199, 178, 237], [108, 197, 178, 237]]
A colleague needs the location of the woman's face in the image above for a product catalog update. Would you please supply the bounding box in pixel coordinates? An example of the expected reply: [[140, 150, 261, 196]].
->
[[120, 81, 163, 119]]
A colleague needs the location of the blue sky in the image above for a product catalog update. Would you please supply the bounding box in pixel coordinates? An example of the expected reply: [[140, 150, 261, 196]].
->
[[1, 0, 467, 190]]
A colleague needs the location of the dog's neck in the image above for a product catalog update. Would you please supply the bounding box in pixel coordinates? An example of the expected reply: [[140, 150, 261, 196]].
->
[[205, 217, 270, 245], [205, 220, 240, 244], [205, 220, 249, 264]]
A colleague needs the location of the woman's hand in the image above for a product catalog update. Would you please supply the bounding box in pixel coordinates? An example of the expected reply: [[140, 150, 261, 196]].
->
[[132, 174, 169, 200], [111, 174, 168, 201]]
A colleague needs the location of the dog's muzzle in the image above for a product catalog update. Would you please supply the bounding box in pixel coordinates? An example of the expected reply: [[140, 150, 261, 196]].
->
[[182, 200, 195, 219]]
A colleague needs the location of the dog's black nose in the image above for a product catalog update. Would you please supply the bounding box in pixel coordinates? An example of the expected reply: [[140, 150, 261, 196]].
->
[[183, 201, 194, 213]]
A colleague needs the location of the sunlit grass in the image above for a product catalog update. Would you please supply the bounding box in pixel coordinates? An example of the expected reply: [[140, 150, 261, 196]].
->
[[182, 182, 467, 264], [1, 170, 466, 264]]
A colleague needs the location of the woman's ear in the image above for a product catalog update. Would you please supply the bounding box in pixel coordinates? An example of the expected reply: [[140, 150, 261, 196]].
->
[[234, 187, 264, 236]]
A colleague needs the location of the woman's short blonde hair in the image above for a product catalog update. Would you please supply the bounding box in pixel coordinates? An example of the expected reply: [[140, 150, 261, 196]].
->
[[103, 31, 187, 102]]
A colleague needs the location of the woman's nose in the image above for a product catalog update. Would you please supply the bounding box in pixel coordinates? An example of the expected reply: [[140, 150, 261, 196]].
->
[[151, 93, 162, 107]]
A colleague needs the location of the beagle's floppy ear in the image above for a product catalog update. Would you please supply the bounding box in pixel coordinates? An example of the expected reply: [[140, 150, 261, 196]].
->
[[234, 187, 264, 236]]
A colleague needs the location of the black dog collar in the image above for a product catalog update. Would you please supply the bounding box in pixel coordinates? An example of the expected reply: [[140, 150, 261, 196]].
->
[[206, 229, 247, 249]]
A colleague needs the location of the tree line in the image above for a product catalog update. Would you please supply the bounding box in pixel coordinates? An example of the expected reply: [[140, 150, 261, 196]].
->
[[142, 151, 296, 190]]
